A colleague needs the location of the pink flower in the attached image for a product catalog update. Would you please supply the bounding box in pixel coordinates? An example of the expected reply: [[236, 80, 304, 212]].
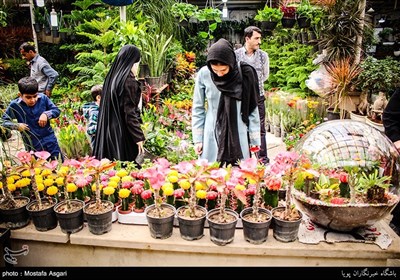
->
[[174, 188, 185, 198], [206, 191, 218, 200], [141, 189, 153, 200]]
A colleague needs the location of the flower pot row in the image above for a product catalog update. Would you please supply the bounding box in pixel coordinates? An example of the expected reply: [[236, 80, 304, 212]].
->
[[143, 203, 302, 245], [0, 197, 114, 236]]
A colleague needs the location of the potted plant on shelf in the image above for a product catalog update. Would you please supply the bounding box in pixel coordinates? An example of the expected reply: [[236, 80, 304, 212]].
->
[[205, 165, 246, 246], [173, 159, 212, 241], [18, 151, 59, 232], [82, 157, 116, 235], [268, 151, 306, 242], [238, 157, 273, 245], [143, 158, 176, 239], [0, 152, 31, 229]]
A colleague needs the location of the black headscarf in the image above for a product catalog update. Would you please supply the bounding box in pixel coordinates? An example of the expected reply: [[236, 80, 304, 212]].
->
[[206, 39, 259, 165], [93, 45, 141, 160]]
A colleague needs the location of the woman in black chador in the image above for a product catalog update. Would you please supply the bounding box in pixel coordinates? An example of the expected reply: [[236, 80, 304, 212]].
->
[[93, 45, 145, 164]]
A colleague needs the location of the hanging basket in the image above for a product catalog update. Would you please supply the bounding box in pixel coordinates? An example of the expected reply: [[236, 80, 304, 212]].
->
[[102, 0, 134, 6]]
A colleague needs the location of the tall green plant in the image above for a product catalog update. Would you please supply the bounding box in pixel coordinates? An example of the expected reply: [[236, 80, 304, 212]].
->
[[140, 33, 173, 77]]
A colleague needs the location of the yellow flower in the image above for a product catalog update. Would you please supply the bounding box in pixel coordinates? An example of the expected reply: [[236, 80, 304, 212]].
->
[[195, 181, 206, 191], [116, 169, 128, 178], [46, 186, 58, 196], [6, 177, 14, 184], [11, 175, 20, 181], [206, 179, 216, 187], [55, 177, 64, 186], [167, 175, 178, 183], [118, 188, 130, 199], [35, 175, 43, 184], [34, 168, 41, 175], [0, 182, 2, 189], [103, 186, 115, 196], [7, 184, 16, 192], [21, 170, 30, 177], [121, 176, 132, 183], [235, 184, 246, 191], [196, 189, 207, 199], [109, 176, 120, 183], [21, 177, 31, 187], [178, 179, 190, 190], [168, 170, 179, 178], [66, 183, 78, 193], [44, 178, 54, 187], [58, 166, 69, 176], [248, 178, 257, 185], [91, 183, 102, 192], [163, 186, 174, 196], [161, 182, 174, 192], [41, 169, 52, 177], [37, 183, 45, 192], [108, 180, 118, 188]]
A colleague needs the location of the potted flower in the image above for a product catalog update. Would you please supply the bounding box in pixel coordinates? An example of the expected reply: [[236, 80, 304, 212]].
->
[[82, 157, 117, 235], [238, 157, 273, 245], [17, 151, 59, 231], [205, 165, 246, 246], [143, 158, 176, 239], [268, 151, 307, 242], [174, 159, 212, 241]]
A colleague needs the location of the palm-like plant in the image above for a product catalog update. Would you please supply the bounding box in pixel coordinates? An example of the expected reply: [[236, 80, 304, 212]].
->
[[324, 57, 361, 118]]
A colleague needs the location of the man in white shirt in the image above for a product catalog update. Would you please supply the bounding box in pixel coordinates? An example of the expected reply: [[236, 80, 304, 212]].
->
[[235, 26, 270, 164]]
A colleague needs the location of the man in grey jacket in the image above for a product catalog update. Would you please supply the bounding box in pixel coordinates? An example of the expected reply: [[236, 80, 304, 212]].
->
[[235, 26, 270, 164], [19, 42, 59, 97]]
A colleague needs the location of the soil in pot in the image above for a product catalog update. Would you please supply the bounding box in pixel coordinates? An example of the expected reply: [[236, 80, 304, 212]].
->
[[84, 200, 114, 235], [176, 205, 207, 241], [240, 207, 272, 245], [26, 198, 57, 231], [0, 196, 30, 229]]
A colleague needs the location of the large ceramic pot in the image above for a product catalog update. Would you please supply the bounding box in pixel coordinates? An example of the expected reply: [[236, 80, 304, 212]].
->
[[176, 205, 207, 241], [206, 208, 239, 246], [145, 203, 176, 239], [26, 197, 57, 231], [292, 189, 399, 232], [0, 196, 30, 229]]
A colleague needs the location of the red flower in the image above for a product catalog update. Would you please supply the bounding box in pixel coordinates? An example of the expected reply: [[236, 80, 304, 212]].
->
[[339, 173, 348, 183], [250, 146, 260, 153], [330, 197, 346, 204]]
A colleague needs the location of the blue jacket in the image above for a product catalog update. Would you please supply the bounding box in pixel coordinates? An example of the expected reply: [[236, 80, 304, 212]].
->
[[2, 93, 62, 160]]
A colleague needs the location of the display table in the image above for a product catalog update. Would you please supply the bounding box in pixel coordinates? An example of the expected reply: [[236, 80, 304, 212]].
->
[[5, 220, 400, 267]]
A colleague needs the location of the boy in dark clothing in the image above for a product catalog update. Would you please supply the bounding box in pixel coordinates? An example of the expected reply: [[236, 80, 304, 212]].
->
[[2, 77, 63, 161], [82, 84, 102, 150]]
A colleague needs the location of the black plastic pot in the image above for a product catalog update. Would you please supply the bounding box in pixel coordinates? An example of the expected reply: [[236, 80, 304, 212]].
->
[[83, 200, 113, 235], [54, 199, 84, 234], [206, 208, 238, 246], [145, 203, 176, 239], [240, 207, 272, 245], [176, 205, 207, 241], [26, 198, 57, 231], [0, 196, 30, 229]]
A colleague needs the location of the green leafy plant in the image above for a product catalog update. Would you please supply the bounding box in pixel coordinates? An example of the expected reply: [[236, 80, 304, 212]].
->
[[254, 5, 283, 22], [171, 2, 198, 22]]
